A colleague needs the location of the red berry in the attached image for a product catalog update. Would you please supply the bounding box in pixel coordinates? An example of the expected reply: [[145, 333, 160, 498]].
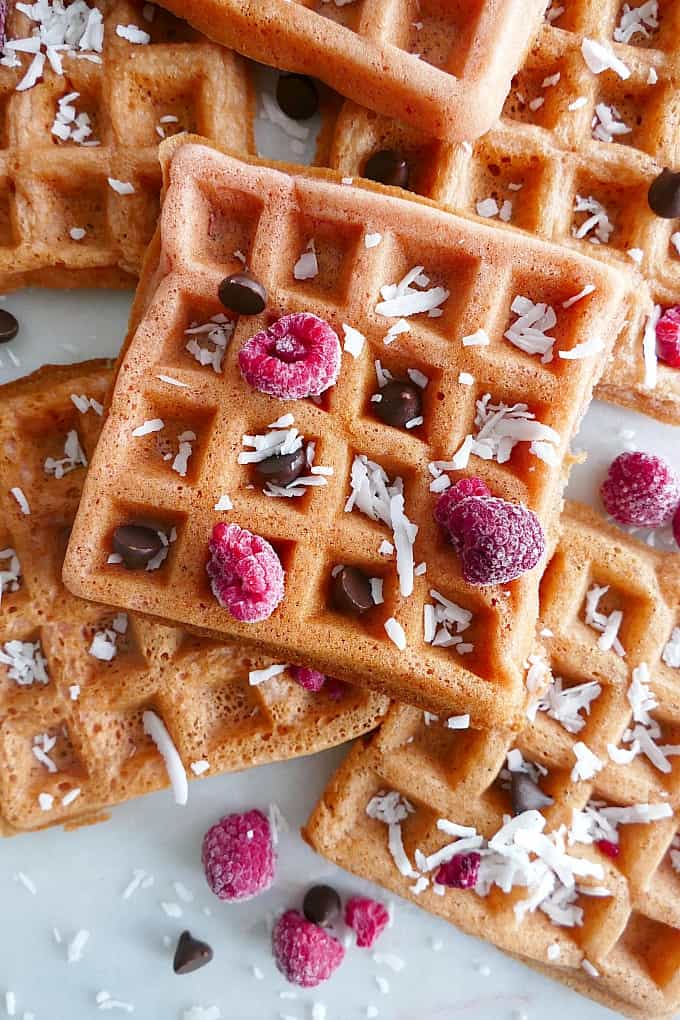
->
[[674, 505, 680, 548], [596, 839, 620, 859], [325, 677, 347, 701], [202, 809, 275, 901], [434, 477, 491, 533], [206, 522, 284, 622], [656, 305, 680, 367], [344, 896, 389, 948], [600, 451, 680, 527], [272, 910, 345, 987], [291, 667, 326, 692], [239, 312, 341, 399], [441, 496, 545, 586], [436, 851, 481, 889]]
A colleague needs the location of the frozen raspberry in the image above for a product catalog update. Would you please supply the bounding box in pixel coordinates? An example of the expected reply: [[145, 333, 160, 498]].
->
[[202, 809, 275, 901], [674, 505, 680, 548], [291, 666, 326, 692], [434, 477, 491, 533], [600, 452, 680, 527], [325, 677, 347, 701], [207, 522, 284, 622], [656, 305, 680, 367], [436, 851, 481, 889], [239, 312, 341, 399], [344, 896, 389, 948], [272, 910, 345, 987], [596, 839, 620, 859], [440, 496, 545, 586]]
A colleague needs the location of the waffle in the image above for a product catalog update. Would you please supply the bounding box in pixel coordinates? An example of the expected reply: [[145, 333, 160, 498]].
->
[[319, 3, 680, 424], [305, 502, 680, 1020], [155, 0, 548, 142], [0, 361, 388, 835], [63, 138, 627, 726], [0, 0, 254, 290]]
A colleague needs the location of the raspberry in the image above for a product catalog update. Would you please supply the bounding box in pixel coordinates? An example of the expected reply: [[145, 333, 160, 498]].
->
[[325, 677, 347, 701], [436, 851, 481, 889], [600, 452, 680, 527], [344, 896, 389, 948], [656, 305, 680, 367], [272, 910, 345, 987], [291, 666, 326, 692], [434, 477, 491, 534], [440, 496, 545, 586], [674, 505, 680, 548], [202, 809, 275, 901], [239, 313, 341, 399], [207, 523, 284, 622], [596, 839, 620, 859]]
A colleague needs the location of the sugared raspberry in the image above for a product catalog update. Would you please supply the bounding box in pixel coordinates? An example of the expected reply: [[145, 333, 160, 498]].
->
[[436, 851, 481, 889], [272, 910, 345, 987], [202, 809, 275, 901], [656, 305, 680, 367], [291, 666, 326, 692], [440, 496, 545, 586], [600, 452, 680, 527], [207, 522, 284, 622], [596, 839, 620, 859], [434, 477, 491, 534], [674, 505, 680, 548], [344, 896, 389, 948], [239, 313, 341, 399]]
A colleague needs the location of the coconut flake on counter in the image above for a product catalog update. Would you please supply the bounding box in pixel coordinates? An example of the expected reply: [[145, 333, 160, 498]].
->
[[184, 314, 234, 373], [581, 38, 631, 80], [584, 585, 625, 656], [142, 710, 188, 806], [376, 265, 449, 320], [44, 429, 87, 478], [423, 590, 474, 654]]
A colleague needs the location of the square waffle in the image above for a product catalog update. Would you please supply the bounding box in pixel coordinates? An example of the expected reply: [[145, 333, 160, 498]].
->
[[0, 0, 254, 290], [0, 361, 388, 834], [63, 138, 626, 725], [305, 501, 680, 1020], [154, 0, 548, 141], [319, 3, 680, 424]]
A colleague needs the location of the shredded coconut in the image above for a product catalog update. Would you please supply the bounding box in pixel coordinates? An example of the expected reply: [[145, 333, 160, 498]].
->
[[573, 195, 613, 245], [116, 23, 150, 43], [51, 90, 97, 144], [584, 585, 625, 656], [107, 178, 135, 196], [240, 421, 330, 498], [592, 102, 631, 144], [581, 38, 631, 80], [249, 663, 286, 686], [662, 627, 680, 668], [10, 487, 30, 515], [537, 677, 602, 733], [342, 323, 365, 358], [641, 305, 660, 390], [44, 428, 87, 478], [142, 710, 188, 806], [0, 548, 21, 603], [184, 314, 233, 373], [614, 2, 658, 43], [504, 295, 557, 363], [293, 239, 318, 280], [376, 265, 449, 320], [423, 589, 474, 654], [0, 639, 49, 685]]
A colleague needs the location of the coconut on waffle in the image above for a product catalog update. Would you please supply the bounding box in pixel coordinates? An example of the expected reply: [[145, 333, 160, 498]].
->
[[0, 0, 254, 290], [63, 137, 626, 725], [154, 0, 548, 142], [0, 361, 388, 834], [319, 3, 680, 425], [304, 501, 680, 1020]]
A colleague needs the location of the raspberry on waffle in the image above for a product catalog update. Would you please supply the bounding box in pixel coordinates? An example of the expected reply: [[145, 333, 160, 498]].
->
[[0, 361, 388, 834], [63, 138, 626, 725], [319, 3, 680, 424], [305, 502, 680, 1020], [154, 0, 548, 141], [0, 0, 254, 290]]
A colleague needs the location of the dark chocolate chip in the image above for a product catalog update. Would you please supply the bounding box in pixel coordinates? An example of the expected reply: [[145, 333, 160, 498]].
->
[[0, 309, 18, 343], [303, 884, 341, 926], [331, 565, 375, 615], [255, 447, 307, 487], [375, 379, 422, 429], [112, 525, 163, 570], [510, 771, 554, 816], [276, 73, 319, 120], [218, 272, 267, 315], [173, 930, 214, 975], [363, 149, 410, 190], [648, 168, 680, 218]]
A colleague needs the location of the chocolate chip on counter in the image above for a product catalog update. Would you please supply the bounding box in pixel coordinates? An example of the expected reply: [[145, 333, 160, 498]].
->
[[112, 525, 163, 570], [510, 771, 554, 816], [218, 272, 267, 315], [363, 149, 410, 190], [255, 447, 307, 487], [375, 379, 422, 429], [173, 930, 214, 975], [648, 168, 680, 218], [0, 309, 19, 343], [276, 73, 319, 120], [303, 884, 341, 926], [331, 565, 375, 615]]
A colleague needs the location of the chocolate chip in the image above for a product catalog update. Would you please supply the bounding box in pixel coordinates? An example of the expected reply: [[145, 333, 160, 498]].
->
[[218, 272, 267, 315], [510, 771, 554, 816], [375, 379, 422, 429], [363, 149, 410, 190], [112, 525, 163, 569], [332, 565, 375, 615], [255, 447, 307, 487], [173, 930, 214, 975], [303, 884, 341, 926], [0, 309, 18, 343], [276, 73, 319, 120], [648, 168, 680, 218]]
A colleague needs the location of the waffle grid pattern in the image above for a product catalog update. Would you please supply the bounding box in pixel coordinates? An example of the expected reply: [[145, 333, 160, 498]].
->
[[64, 141, 626, 725], [305, 503, 680, 1019], [0, 0, 253, 290], [0, 361, 388, 834]]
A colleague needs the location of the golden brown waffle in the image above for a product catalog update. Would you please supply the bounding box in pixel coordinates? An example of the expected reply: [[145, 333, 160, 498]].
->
[[63, 138, 627, 726], [305, 502, 680, 1020], [155, 0, 548, 141], [0, 361, 388, 834], [0, 0, 254, 290], [320, 5, 680, 424]]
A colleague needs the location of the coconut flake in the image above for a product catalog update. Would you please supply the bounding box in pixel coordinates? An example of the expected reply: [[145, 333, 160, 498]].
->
[[537, 677, 602, 733], [132, 418, 164, 437], [504, 295, 557, 362], [584, 585, 625, 656], [116, 23, 150, 43], [581, 39, 630, 80], [571, 742, 604, 781], [385, 617, 407, 651], [0, 640, 49, 685], [662, 627, 680, 668], [214, 494, 233, 511], [10, 487, 30, 515], [573, 195, 613, 244], [343, 323, 365, 358], [641, 305, 660, 390], [184, 314, 233, 373], [67, 929, 91, 963], [142, 710, 188, 806], [614, 2, 658, 43], [0, 548, 21, 603], [293, 239, 318, 280], [107, 177, 135, 195], [591, 103, 631, 143], [462, 328, 490, 347], [376, 265, 449, 319], [424, 589, 474, 653]]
